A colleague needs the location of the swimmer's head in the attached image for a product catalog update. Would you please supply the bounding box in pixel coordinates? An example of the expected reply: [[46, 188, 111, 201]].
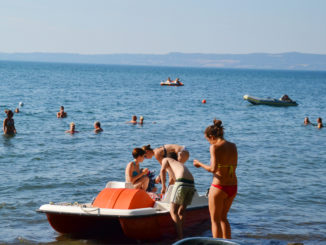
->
[[132, 115, 137, 121], [19, 102, 24, 107], [60, 106, 64, 111], [5, 110, 13, 118], [70, 122, 75, 128], [94, 121, 101, 128]]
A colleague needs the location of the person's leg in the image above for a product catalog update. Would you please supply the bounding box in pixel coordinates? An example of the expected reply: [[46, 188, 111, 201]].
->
[[220, 195, 236, 239], [133, 176, 149, 190], [209, 186, 227, 238], [170, 203, 183, 239], [177, 205, 186, 238], [141, 176, 149, 190]]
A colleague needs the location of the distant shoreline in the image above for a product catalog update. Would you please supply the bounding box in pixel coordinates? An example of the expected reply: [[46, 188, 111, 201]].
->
[[1, 52, 326, 71]]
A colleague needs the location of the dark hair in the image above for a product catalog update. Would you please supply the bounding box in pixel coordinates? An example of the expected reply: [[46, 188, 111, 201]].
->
[[204, 119, 224, 139], [142, 144, 153, 152], [132, 148, 145, 158], [166, 152, 178, 160], [6, 110, 13, 118], [318, 117, 323, 123]]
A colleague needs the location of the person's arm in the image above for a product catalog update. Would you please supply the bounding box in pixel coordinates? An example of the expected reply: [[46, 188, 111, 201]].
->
[[160, 159, 169, 194], [3, 119, 7, 133], [12, 120, 16, 134], [193, 145, 218, 173], [130, 167, 149, 184]]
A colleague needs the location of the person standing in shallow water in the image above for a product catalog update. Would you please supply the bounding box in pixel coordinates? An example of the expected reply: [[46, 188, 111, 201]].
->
[[193, 119, 237, 239], [3, 110, 17, 135], [160, 152, 195, 239]]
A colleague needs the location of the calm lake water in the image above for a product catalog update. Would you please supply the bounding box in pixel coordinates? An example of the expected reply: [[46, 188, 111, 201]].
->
[[0, 61, 326, 245]]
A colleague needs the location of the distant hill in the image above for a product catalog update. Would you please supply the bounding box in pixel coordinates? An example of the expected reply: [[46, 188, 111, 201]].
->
[[1, 52, 326, 71]]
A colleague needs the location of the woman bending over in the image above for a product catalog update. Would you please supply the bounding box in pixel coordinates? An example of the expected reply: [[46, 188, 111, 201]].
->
[[142, 144, 189, 185]]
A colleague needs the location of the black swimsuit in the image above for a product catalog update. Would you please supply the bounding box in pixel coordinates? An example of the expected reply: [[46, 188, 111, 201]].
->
[[162, 145, 167, 157]]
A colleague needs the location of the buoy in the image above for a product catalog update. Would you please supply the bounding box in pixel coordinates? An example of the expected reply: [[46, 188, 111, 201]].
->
[[202, 99, 206, 104]]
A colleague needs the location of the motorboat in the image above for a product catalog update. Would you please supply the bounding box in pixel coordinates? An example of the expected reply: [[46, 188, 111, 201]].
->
[[37, 181, 209, 241], [243, 95, 298, 107], [160, 80, 184, 86]]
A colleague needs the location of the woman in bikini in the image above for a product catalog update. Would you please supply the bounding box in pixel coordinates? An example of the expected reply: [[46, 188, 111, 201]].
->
[[3, 110, 17, 135], [125, 148, 149, 191], [193, 119, 237, 239], [142, 144, 190, 185]]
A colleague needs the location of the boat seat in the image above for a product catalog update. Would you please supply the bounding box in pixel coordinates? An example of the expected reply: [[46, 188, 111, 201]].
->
[[105, 181, 134, 189]]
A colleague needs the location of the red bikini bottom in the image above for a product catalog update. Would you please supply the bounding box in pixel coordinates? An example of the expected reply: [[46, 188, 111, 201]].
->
[[211, 184, 237, 197]]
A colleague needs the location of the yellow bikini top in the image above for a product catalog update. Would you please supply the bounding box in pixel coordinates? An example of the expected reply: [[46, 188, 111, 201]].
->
[[217, 164, 235, 177]]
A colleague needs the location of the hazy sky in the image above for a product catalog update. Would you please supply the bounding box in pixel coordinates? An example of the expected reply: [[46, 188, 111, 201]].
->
[[1, 0, 325, 54]]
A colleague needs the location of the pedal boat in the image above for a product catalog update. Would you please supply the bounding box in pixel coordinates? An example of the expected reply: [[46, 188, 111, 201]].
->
[[243, 95, 298, 107], [160, 80, 184, 86], [37, 181, 209, 240]]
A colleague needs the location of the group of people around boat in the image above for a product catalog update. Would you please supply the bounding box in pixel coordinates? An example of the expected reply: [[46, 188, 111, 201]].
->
[[125, 120, 237, 239], [304, 117, 323, 128]]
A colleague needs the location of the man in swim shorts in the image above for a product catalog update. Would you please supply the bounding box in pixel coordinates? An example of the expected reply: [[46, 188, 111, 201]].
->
[[160, 152, 195, 239]]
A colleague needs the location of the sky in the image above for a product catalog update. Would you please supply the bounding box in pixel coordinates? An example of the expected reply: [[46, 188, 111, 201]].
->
[[0, 0, 325, 55]]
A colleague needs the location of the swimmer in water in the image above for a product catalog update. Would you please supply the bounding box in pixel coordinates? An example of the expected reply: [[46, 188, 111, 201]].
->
[[94, 121, 103, 133], [139, 116, 144, 125], [57, 106, 67, 118], [127, 115, 137, 124], [65, 122, 79, 134], [304, 117, 311, 125]]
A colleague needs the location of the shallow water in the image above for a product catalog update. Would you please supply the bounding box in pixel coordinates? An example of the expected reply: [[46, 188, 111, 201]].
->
[[0, 61, 326, 244]]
